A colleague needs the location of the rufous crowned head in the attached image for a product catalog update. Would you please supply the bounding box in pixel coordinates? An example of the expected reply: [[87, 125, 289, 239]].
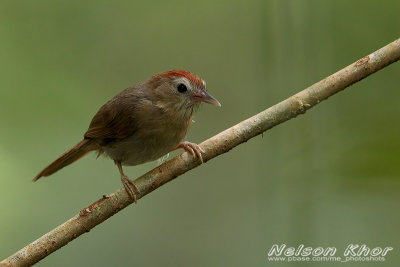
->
[[146, 70, 221, 115]]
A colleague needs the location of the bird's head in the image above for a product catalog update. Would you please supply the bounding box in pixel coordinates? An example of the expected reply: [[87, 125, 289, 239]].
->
[[146, 70, 221, 119]]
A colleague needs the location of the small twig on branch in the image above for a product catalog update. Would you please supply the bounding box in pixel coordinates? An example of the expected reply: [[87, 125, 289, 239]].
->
[[2, 38, 400, 267]]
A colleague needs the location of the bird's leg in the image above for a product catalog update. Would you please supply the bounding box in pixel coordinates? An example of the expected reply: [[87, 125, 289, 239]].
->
[[174, 141, 205, 163], [115, 160, 140, 203]]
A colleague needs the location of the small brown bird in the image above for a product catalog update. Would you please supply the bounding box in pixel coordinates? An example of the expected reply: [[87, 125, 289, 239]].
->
[[34, 70, 221, 202]]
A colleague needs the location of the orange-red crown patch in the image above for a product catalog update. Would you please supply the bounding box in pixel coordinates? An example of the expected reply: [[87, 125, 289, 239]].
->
[[161, 70, 205, 88]]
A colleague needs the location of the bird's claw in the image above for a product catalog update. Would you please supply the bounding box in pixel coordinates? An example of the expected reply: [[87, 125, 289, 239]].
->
[[121, 175, 140, 203], [178, 141, 205, 163]]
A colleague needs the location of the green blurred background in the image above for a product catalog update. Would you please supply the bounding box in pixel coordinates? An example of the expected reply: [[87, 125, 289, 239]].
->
[[1, 1, 399, 266]]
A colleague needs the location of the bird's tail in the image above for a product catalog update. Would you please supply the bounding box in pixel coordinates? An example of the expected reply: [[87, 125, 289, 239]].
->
[[33, 139, 97, 181]]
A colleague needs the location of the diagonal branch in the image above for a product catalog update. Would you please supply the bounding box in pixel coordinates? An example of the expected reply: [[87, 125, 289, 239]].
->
[[2, 38, 400, 267]]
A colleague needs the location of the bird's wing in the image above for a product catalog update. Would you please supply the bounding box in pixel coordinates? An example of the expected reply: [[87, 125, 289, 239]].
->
[[84, 96, 137, 141]]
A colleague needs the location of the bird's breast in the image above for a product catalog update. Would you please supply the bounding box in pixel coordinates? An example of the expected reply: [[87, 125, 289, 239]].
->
[[102, 112, 191, 166]]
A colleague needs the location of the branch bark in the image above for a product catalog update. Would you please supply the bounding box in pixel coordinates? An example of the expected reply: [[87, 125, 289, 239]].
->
[[2, 38, 400, 267]]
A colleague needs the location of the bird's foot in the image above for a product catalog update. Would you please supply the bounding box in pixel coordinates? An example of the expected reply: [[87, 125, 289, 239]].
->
[[121, 175, 140, 203], [176, 141, 205, 163]]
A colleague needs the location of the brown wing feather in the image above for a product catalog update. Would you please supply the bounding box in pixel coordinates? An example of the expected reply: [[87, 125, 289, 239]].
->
[[84, 90, 138, 140]]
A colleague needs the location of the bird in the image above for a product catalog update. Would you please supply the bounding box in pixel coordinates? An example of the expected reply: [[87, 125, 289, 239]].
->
[[33, 70, 221, 202]]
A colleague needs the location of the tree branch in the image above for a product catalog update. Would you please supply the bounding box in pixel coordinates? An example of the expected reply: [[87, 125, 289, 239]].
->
[[2, 38, 400, 267]]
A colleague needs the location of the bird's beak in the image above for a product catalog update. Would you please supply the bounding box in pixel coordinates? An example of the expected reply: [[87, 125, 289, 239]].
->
[[192, 91, 221, 107]]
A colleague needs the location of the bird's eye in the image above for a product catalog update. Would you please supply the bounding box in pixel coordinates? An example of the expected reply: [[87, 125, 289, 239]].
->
[[177, 83, 188, 93]]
